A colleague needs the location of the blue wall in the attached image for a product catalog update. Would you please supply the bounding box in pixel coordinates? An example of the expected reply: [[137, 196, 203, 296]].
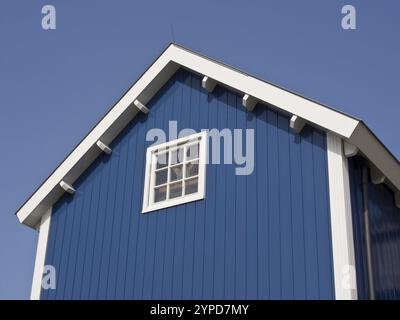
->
[[349, 157, 400, 300], [42, 69, 335, 299]]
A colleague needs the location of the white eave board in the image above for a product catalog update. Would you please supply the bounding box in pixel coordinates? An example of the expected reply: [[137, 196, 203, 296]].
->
[[16, 44, 400, 228]]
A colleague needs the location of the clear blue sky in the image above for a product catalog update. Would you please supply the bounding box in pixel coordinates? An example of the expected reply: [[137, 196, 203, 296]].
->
[[0, 0, 399, 299]]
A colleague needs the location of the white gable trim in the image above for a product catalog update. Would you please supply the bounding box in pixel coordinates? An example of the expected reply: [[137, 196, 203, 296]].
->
[[30, 207, 52, 300], [16, 44, 400, 228], [16, 46, 179, 227], [172, 46, 359, 137]]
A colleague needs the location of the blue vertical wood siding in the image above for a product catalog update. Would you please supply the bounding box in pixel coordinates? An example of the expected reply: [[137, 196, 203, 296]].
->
[[42, 69, 335, 299], [349, 157, 400, 300]]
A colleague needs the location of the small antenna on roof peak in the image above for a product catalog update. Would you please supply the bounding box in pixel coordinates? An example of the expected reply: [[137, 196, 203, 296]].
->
[[170, 23, 176, 43]]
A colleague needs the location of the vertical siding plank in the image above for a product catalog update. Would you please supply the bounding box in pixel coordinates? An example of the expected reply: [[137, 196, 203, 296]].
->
[[246, 108, 258, 299], [162, 207, 176, 299], [223, 91, 237, 299], [255, 106, 269, 299], [132, 111, 155, 299], [181, 73, 197, 299], [159, 76, 180, 299], [277, 114, 294, 299], [88, 156, 113, 299], [70, 175, 95, 299], [80, 163, 103, 299], [105, 138, 130, 299], [171, 71, 189, 299], [151, 209, 167, 299], [114, 129, 138, 299], [96, 143, 122, 299], [63, 188, 85, 299], [301, 127, 319, 299], [202, 85, 218, 299], [142, 213, 158, 299], [267, 109, 281, 299], [289, 131, 307, 299], [213, 88, 227, 299], [148, 81, 169, 299], [191, 75, 208, 299], [53, 198, 75, 299], [312, 131, 334, 299], [141, 107, 159, 300], [235, 95, 247, 299]]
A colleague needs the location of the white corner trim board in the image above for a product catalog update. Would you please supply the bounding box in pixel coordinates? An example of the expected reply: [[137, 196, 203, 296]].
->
[[30, 207, 52, 300], [16, 43, 400, 228], [327, 133, 358, 300]]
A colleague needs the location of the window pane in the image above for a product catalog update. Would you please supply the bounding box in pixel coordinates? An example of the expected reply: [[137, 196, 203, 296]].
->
[[186, 143, 199, 161], [185, 178, 198, 195], [170, 165, 183, 182], [185, 161, 199, 178], [154, 186, 167, 203], [155, 169, 168, 186], [170, 147, 184, 165], [169, 181, 182, 199], [156, 152, 168, 169]]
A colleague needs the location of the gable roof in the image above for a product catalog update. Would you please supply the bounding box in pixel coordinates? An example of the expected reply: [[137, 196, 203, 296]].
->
[[16, 43, 400, 228]]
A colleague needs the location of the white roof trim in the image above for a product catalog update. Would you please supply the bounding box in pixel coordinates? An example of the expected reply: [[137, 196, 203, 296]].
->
[[16, 43, 400, 227]]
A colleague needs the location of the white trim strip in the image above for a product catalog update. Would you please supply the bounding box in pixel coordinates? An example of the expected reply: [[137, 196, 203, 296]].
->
[[16, 47, 173, 227], [30, 207, 52, 300], [327, 132, 358, 300], [16, 43, 400, 228], [171, 45, 359, 137]]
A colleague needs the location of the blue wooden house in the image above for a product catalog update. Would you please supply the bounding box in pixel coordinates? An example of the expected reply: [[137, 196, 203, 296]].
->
[[17, 44, 400, 300]]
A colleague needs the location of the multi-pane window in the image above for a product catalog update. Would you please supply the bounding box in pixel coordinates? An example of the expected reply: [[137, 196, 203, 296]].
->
[[142, 131, 207, 213]]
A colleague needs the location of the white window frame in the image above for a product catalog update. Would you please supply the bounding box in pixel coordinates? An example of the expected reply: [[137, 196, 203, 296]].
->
[[142, 131, 207, 213]]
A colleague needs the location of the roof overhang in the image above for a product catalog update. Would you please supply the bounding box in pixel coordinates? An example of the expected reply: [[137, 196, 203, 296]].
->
[[16, 43, 400, 228]]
